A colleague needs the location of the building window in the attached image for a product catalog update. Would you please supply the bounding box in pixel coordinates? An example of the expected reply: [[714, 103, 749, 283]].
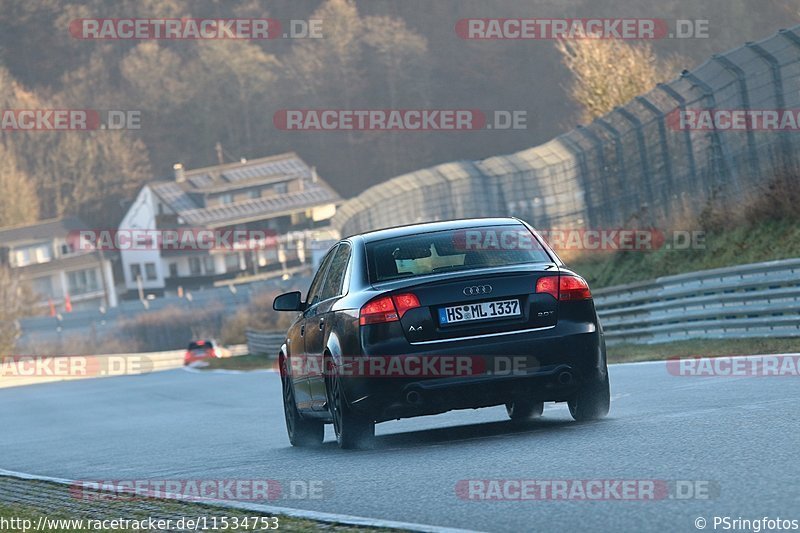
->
[[224, 253, 241, 273], [189, 257, 202, 275], [168, 263, 178, 278], [130, 263, 142, 281], [203, 256, 216, 274], [29, 276, 53, 298], [68, 269, 99, 295], [13, 249, 30, 267], [219, 193, 233, 205], [35, 245, 52, 263], [145, 262, 157, 280], [274, 182, 288, 194], [249, 189, 260, 199]]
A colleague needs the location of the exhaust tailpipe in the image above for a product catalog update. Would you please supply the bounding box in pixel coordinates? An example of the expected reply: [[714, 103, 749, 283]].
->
[[557, 371, 574, 386]]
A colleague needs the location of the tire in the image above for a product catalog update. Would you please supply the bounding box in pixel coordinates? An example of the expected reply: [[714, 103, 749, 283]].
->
[[505, 397, 544, 421], [281, 358, 324, 447], [328, 369, 375, 449], [568, 374, 610, 421]]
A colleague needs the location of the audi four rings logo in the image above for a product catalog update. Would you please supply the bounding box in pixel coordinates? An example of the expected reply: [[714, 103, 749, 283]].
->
[[463, 285, 492, 296]]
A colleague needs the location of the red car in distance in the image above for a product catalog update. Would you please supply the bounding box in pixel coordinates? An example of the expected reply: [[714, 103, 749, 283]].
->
[[183, 340, 230, 365]]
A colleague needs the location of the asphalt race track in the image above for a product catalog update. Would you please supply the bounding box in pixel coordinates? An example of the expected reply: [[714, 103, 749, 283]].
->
[[1, 359, 798, 532]]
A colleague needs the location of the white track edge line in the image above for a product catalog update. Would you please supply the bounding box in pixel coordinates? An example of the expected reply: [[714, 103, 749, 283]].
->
[[0, 468, 481, 533]]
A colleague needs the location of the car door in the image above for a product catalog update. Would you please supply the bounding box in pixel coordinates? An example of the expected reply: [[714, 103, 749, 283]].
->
[[292, 247, 336, 411], [306, 242, 351, 409]]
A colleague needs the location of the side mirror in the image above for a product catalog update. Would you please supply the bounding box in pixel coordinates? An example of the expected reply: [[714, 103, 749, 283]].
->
[[273, 291, 305, 312]]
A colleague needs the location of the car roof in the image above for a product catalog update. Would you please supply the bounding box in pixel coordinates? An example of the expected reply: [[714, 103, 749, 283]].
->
[[353, 217, 525, 243]]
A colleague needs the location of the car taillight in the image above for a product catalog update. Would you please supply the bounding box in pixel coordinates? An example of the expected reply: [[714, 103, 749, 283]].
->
[[392, 293, 420, 318], [184, 351, 191, 361], [535, 275, 592, 301], [535, 276, 559, 299], [559, 275, 592, 300], [359, 293, 420, 325], [209, 349, 217, 358], [360, 296, 398, 325]]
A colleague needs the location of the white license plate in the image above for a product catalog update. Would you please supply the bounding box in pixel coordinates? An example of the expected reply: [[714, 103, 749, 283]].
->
[[439, 299, 521, 325]]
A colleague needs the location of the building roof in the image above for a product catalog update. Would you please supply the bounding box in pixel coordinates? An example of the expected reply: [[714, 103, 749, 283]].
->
[[150, 152, 341, 227], [15, 250, 106, 278], [0, 216, 86, 246]]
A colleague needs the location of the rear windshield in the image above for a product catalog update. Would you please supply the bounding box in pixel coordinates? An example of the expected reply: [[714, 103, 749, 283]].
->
[[366, 225, 551, 283], [188, 340, 213, 350]]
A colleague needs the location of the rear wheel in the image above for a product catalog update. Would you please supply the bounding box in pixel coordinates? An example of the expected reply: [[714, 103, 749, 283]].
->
[[568, 374, 610, 421], [328, 369, 375, 449], [281, 358, 324, 447], [506, 397, 544, 421]]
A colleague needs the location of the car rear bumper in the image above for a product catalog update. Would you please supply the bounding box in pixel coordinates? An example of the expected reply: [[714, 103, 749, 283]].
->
[[336, 322, 606, 422]]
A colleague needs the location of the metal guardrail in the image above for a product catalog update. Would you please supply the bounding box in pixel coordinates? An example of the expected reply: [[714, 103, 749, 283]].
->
[[245, 330, 285, 356], [594, 258, 800, 345]]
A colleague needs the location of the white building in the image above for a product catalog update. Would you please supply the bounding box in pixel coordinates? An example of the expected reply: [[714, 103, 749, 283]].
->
[[118, 152, 341, 297], [0, 217, 117, 312]]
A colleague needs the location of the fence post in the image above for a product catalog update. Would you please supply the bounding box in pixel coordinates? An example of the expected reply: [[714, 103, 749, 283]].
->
[[595, 117, 641, 221], [635, 95, 674, 215], [746, 42, 792, 168], [778, 27, 800, 50], [680, 70, 731, 192], [560, 134, 595, 229], [657, 83, 698, 187], [576, 125, 613, 224], [711, 54, 759, 181], [616, 107, 655, 218]]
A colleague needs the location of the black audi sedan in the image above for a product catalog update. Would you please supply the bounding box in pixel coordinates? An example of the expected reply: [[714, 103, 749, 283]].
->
[[273, 218, 610, 449]]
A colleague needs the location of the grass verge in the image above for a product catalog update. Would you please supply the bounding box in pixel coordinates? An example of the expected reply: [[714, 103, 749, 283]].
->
[[569, 218, 800, 288], [607, 337, 800, 364]]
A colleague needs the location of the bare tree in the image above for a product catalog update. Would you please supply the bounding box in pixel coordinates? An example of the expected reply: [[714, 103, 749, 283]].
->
[[0, 265, 33, 355], [0, 145, 39, 227], [555, 38, 682, 123]]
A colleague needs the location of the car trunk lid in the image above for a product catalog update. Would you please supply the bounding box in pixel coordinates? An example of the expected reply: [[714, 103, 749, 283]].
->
[[380, 265, 560, 343]]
